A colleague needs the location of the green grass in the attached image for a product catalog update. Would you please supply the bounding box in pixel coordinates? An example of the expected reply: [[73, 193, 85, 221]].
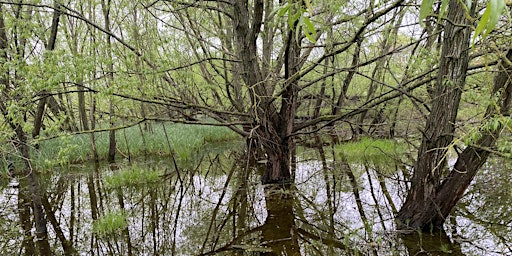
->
[[334, 137, 407, 166], [104, 165, 161, 189], [32, 122, 241, 169], [93, 211, 128, 238]]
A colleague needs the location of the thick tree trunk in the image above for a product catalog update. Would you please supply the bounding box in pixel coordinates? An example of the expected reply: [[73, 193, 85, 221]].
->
[[232, 0, 296, 184], [396, 0, 473, 230], [429, 49, 512, 227], [397, 49, 512, 230]]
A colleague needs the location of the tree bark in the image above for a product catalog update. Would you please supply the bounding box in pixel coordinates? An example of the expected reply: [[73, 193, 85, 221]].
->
[[396, 0, 473, 230], [396, 3, 511, 230], [101, 0, 116, 163], [232, 0, 295, 184]]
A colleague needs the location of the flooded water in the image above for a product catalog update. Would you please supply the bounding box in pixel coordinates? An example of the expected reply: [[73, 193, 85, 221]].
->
[[1, 144, 511, 255]]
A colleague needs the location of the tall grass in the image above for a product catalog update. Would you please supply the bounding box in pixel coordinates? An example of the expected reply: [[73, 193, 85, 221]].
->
[[334, 137, 407, 166], [32, 122, 241, 169]]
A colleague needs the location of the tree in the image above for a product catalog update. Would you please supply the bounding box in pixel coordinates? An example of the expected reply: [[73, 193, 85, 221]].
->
[[396, 0, 512, 230]]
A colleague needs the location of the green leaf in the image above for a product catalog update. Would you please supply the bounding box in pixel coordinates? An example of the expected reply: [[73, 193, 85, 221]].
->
[[289, 8, 301, 29], [484, 0, 506, 37], [473, 6, 491, 43], [275, 3, 291, 17], [473, 0, 506, 44], [419, 0, 434, 26], [303, 16, 316, 36], [304, 29, 317, 43], [302, 16, 317, 43]]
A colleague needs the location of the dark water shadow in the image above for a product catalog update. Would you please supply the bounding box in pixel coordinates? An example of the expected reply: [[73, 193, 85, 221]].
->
[[260, 184, 300, 255], [400, 229, 464, 255]]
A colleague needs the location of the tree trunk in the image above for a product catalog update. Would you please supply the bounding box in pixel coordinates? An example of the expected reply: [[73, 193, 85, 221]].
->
[[231, 0, 294, 184], [102, 0, 116, 163], [396, 2, 510, 229], [32, 1, 62, 140], [428, 49, 512, 227]]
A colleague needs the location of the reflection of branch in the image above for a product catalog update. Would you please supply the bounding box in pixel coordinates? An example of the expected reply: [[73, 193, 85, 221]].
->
[[297, 228, 362, 254], [200, 162, 237, 254], [198, 226, 264, 256]]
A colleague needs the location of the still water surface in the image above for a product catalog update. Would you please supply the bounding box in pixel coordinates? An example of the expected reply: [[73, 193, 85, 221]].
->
[[0, 144, 511, 255]]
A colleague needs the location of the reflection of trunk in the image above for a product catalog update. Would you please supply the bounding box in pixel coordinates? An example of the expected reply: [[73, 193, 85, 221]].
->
[[340, 156, 373, 241], [16, 127, 52, 255], [401, 229, 463, 255], [87, 172, 99, 221], [149, 187, 158, 255], [42, 193, 76, 255], [261, 185, 300, 256], [315, 136, 335, 238], [18, 179, 36, 256], [112, 161, 133, 256]]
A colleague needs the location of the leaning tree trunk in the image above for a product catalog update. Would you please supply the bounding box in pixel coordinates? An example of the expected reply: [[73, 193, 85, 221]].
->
[[428, 49, 512, 227], [396, 0, 473, 230]]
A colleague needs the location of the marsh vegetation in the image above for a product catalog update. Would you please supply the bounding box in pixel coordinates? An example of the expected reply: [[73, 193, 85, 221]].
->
[[1, 0, 511, 255]]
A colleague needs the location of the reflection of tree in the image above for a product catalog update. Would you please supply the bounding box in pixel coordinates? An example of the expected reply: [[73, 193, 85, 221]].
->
[[261, 185, 300, 256], [401, 229, 464, 256], [17, 179, 36, 256]]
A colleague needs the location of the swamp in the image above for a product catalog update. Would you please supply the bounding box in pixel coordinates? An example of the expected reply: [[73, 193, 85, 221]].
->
[[1, 0, 512, 255]]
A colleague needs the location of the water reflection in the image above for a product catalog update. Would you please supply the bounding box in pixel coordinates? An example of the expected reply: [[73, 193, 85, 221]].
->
[[261, 185, 299, 255], [400, 230, 463, 255], [0, 144, 511, 255]]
